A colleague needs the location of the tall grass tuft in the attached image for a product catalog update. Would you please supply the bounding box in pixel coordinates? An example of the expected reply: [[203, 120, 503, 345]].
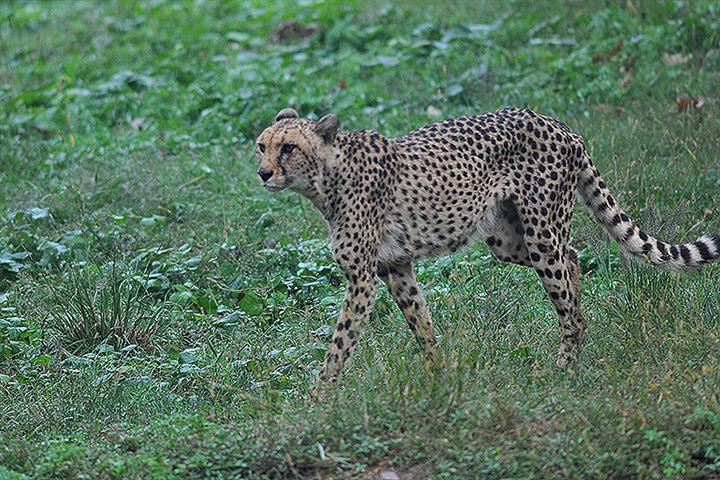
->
[[43, 264, 170, 353]]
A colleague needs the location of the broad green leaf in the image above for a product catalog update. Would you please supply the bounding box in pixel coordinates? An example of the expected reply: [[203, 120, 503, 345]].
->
[[226, 32, 249, 43], [27, 207, 50, 220], [179, 348, 200, 364], [33, 107, 64, 132], [239, 291, 264, 316], [446, 84, 464, 97], [140, 215, 167, 227], [31, 354, 53, 366]]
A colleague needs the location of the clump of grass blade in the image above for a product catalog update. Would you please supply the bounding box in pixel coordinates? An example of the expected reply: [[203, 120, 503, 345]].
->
[[43, 264, 170, 354]]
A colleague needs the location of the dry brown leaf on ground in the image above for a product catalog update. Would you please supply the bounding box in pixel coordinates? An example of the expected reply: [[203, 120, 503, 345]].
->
[[593, 40, 623, 63], [662, 52, 692, 67], [619, 72, 631, 89], [379, 471, 400, 480], [677, 95, 705, 112], [131, 117, 146, 130], [596, 104, 625, 116], [426, 105, 443, 118], [274, 21, 318, 43]]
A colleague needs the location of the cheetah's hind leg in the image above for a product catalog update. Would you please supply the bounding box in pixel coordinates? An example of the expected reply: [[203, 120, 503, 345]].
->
[[485, 200, 532, 267], [523, 229, 587, 369]]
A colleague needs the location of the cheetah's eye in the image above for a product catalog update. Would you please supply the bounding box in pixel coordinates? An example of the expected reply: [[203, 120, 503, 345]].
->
[[257, 143, 266, 153], [280, 143, 297, 156]]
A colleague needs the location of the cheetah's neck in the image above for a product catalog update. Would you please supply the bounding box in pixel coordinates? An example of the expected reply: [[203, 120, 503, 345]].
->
[[298, 130, 390, 226]]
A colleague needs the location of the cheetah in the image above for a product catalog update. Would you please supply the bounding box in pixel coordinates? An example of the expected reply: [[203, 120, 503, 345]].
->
[[254, 107, 720, 391]]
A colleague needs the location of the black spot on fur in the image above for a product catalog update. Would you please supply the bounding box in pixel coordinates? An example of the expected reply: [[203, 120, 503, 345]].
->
[[624, 226, 635, 241]]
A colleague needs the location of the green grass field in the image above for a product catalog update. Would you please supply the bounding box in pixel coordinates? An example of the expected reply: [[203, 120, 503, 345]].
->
[[1, 1, 719, 478]]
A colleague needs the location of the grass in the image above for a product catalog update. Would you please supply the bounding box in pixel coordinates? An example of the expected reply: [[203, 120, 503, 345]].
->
[[1, 0, 719, 478]]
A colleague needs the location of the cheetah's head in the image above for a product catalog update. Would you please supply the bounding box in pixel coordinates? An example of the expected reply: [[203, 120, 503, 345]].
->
[[254, 108, 340, 193]]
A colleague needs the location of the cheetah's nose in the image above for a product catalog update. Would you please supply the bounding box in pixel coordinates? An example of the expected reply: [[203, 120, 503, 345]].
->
[[257, 168, 273, 182]]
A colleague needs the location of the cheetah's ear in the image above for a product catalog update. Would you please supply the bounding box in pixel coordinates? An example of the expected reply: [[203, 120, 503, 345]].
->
[[315, 113, 340, 144], [274, 108, 299, 123]]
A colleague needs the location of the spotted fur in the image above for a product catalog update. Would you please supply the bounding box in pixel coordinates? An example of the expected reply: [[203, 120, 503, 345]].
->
[[254, 107, 720, 389]]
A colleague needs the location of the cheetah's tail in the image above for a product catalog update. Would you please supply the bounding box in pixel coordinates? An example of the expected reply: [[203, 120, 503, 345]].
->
[[578, 153, 720, 271]]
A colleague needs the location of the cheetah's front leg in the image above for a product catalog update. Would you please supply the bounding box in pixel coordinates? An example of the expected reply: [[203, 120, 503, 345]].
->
[[313, 267, 378, 396], [378, 263, 437, 361]]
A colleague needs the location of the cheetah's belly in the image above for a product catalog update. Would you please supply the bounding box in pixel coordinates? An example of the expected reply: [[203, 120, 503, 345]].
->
[[377, 201, 499, 265]]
